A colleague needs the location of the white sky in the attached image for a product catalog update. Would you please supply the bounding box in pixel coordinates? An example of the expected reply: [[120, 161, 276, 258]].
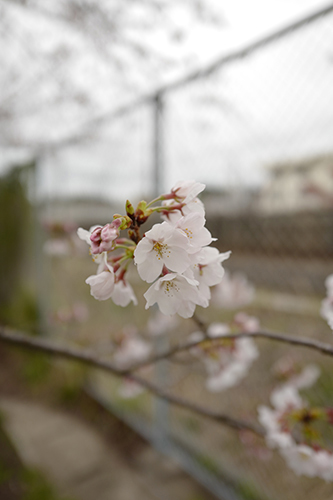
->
[[189, 0, 329, 56], [1, 0, 332, 202]]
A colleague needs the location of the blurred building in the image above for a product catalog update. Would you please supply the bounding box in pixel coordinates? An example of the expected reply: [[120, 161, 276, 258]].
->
[[255, 153, 333, 214]]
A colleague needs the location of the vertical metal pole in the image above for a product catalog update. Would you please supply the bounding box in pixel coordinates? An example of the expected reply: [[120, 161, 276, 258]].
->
[[152, 92, 170, 449], [153, 92, 164, 197], [31, 156, 48, 336]]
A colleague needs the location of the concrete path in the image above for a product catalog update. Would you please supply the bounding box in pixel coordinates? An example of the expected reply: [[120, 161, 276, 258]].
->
[[0, 398, 217, 500]]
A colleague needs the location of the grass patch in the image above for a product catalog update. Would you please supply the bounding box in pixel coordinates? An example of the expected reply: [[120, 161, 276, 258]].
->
[[22, 468, 76, 500], [237, 479, 271, 500]]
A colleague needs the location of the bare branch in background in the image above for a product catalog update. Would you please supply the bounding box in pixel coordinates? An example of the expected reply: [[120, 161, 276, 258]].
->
[[0, 325, 263, 436], [2, 321, 333, 434]]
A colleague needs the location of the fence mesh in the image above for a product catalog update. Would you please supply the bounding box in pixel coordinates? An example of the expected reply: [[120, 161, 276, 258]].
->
[[2, 4, 333, 500]]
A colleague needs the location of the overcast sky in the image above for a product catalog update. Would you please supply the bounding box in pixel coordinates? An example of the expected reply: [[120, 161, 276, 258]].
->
[[1, 0, 332, 202]]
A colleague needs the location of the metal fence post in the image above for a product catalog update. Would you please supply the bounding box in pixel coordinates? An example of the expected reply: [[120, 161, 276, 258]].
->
[[152, 92, 171, 449], [153, 92, 164, 196]]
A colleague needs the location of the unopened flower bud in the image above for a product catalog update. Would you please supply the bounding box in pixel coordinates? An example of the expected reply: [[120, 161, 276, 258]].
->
[[135, 201, 153, 225], [113, 215, 132, 230], [90, 221, 120, 254], [126, 200, 135, 218]]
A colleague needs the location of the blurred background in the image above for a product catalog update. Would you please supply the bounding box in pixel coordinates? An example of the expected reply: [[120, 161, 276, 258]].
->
[[1, 1, 333, 499]]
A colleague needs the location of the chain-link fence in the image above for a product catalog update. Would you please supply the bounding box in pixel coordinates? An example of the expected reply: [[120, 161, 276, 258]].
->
[[30, 2, 333, 296], [2, 3, 333, 500]]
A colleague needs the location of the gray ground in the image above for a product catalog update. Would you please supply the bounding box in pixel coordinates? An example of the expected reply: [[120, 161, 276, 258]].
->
[[0, 397, 218, 500]]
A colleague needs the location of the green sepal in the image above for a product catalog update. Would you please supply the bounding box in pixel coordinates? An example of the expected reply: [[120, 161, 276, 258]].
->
[[135, 200, 153, 224], [113, 214, 132, 230]]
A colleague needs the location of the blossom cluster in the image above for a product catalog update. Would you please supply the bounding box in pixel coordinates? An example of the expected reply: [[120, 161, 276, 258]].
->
[[190, 316, 259, 391], [258, 365, 333, 481], [77, 180, 333, 483], [78, 181, 230, 318]]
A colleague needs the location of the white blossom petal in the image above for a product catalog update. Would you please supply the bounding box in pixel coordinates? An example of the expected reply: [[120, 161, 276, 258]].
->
[[111, 281, 138, 307], [144, 273, 201, 318], [86, 270, 115, 300]]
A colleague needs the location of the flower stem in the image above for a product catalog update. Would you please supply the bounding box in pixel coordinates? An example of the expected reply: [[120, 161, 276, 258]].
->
[[146, 195, 164, 208]]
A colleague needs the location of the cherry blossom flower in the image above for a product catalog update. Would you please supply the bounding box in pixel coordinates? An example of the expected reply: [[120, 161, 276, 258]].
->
[[207, 322, 231, 338], [272, 358, 320, 391], [206, 358, 249, 392], [279, 444, 333, 481], [205, 334, 259, 392], [134, 221, 191, 282], [111, 280, 138, 307], [270, 385, 304, 412], [162, 180, 206, 221], [280, 445, 318, 478], [289, 364, 320, 390], [257, 406, 294, 450], [234, 312, 260, 332], [172, 213, 214, 253], [77, 225, 101, 246], [190, 322, 258, 392], [193, 247, 231, 284], [191, 247, 231, 304], [77, 225, 106, 263], [257, 383, 333, 480], [162, 198, 205, 222], [314, 450, 333, 482], [113, 331, 151, 370], [85, 258, 115, 300], [258, 385, 305, 450], [171, 180, 206, 202], [144, 272, 203, 318]]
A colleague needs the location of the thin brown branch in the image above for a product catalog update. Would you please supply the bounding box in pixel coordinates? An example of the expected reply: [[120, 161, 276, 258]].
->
[[248, 330, 333, 355], [0, 326, 262, 436], [125, 328, 333, 374], [2, 323, 331, 434], [130, 375, 263, 435]]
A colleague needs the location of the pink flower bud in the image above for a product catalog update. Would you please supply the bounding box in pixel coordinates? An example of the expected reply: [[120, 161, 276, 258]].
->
[[101, 224, 118, 242], [112, 218, 122, 229], [90, 222, 120, 254]]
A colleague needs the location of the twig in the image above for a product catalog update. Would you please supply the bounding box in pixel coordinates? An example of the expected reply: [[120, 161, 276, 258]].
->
[[2, 323, 331, 434], [125, 328, 333, 373], [0, 326, 262, 436]]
